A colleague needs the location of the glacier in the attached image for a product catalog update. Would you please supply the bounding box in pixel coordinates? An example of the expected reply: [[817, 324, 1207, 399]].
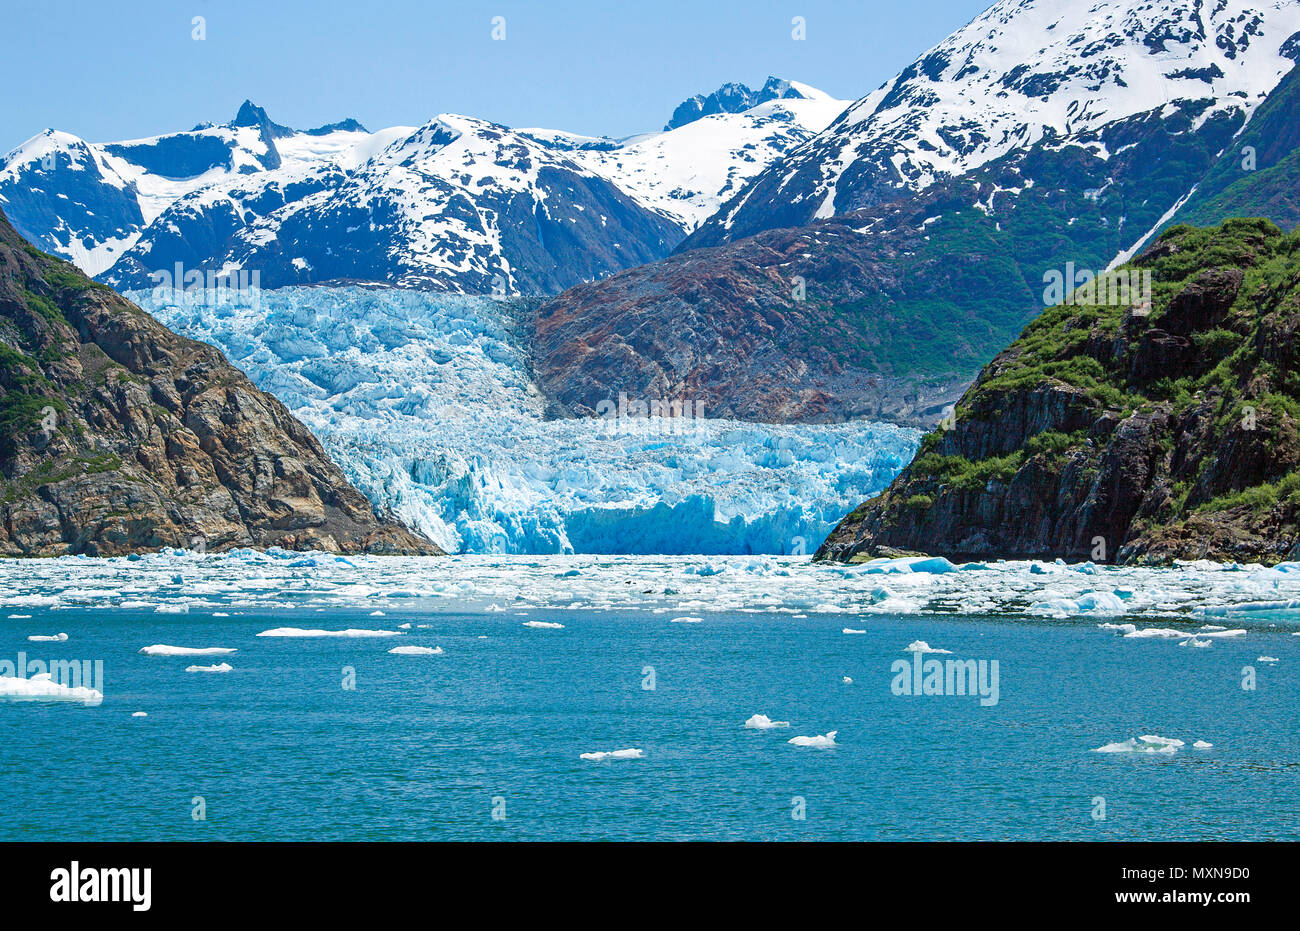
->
[[131, 286, 920, 554]]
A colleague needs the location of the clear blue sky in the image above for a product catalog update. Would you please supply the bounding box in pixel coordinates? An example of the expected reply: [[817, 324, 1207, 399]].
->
[[2, 0, 992, 151]]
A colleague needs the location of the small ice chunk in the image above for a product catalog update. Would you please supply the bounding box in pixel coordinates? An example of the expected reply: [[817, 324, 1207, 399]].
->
[[842, 628, 866, 635], [1178, 637, 1212, 648], [670, 616, 702, 623], [27, 633, 68, 642], [388, 645, 444, 655], [0, 673, 102, 705], [788, 731, 838, 749], [1092, 735, 1184, 754], [185, 662, 233, 673], [255, 628, 400, 638], [1257, 656, 1279, 663], [841, 676, 853, 684], [1123, 627, 1190, 639], [522, 621, 564, 629], [580, 748, 644, 761], [743, 713, 790, 729], [131, 711, 148, 717], [154, 604, 189, 614], [370, 611, 386, 616], [904, 640, 951, 654], [139, 644, 237, 656], [1193, 740, 1213, 749]]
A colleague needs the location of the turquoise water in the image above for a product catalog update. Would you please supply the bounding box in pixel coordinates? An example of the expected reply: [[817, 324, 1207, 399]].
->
[[2, 603, 1296, 841]]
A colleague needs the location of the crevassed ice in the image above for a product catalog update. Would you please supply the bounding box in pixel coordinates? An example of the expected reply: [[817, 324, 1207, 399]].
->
[[131, 287, 919, 555]]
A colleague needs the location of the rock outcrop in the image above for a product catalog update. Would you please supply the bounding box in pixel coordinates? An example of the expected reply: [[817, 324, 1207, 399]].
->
[[0, 209, 440, 556], [818, 219, 1300, 565]]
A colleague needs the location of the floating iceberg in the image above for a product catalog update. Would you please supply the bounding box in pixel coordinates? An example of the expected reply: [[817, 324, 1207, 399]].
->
[[904, 640, 951, 654], [0, 673, 102, 705], [743, 713, 790, 729], [139, 645, 237, 656], [788, 731, 838, 749], [255, 628, 400, 638], [1093, 735, 1185, 754], [580, 748, 644, 761]]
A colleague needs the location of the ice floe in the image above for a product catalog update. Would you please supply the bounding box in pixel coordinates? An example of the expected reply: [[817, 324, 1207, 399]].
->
[[670, 616, 703, 624], [1093, 735, 1184, 754], [522, 621, 564, 629], [0, 673, 102, 705], [185, 663, 233, 673], [743, 713, 790, 729], [388, 645, 444, 655], [255, 628, 400, 638], [139, 645, 237, 656], [27, 633, 68, 642], [904, 640, 951, 654], [580, 748, 644, 761], [788, 731, 837, 749]]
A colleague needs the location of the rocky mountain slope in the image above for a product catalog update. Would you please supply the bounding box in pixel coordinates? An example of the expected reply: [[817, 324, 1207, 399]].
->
[[1156, 55, 1300, 238], [817, 218, 1300, 565], [529, 58, 1268, 424], [0, 86, 844, 294], [0, 208, 439, 556], [685, 0, 1300, 249]]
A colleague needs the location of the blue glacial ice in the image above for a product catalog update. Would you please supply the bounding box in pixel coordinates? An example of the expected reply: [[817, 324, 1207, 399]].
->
[[131, 287, 921, 554]]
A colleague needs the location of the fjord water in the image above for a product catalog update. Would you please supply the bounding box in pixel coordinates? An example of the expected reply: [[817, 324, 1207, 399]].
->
[[2, 555, 1298, 841]]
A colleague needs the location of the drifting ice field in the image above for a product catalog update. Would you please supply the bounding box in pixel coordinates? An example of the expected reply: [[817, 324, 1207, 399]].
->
[[2, 553, 1298, 840], [133, 287, 919, 555]]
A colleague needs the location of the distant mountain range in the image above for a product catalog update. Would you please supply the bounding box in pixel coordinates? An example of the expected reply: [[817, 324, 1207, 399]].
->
[[5, 0, 1300, 434], [0, 82, 846, 294]]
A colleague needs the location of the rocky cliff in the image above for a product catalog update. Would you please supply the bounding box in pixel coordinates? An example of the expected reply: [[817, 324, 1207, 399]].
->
[[0, 209, 440, 556], [818, 219, 1300, 565]]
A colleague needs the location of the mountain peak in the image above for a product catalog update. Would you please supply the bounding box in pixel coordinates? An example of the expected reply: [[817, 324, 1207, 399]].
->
[[664, 76, 809, 130], [230, 100, 294, 139]]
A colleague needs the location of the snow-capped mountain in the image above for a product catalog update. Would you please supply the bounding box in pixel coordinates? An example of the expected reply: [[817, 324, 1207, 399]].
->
[[0, 82, 845, 293], [686, 0, 1300, 248], [535, 81, 846, 231], [664, 76, 818, 130]]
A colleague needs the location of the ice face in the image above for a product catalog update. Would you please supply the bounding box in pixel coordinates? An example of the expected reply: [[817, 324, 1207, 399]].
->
[[131, 287, 920, 554]]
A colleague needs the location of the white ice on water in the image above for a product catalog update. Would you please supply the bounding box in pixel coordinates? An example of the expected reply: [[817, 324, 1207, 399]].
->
[[0, 673, 102, 705], [132, 287, 919, 555], [4, 551, 1300, 634], [579, 748, 644, 761]]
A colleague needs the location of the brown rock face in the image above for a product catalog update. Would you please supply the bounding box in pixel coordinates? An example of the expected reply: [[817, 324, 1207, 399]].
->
[[0, 209, 440, 556], [817, 219, 1300, 566]]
